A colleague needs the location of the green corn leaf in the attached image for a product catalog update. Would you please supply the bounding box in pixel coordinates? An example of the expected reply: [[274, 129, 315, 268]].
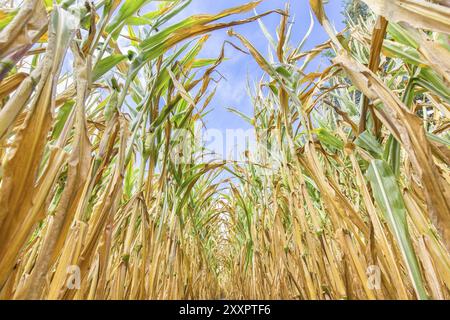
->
[[355, 130, 383, 158], [92, 54, 127, 81], [314, 127, 344, 150], [367, 160, 428, 300]]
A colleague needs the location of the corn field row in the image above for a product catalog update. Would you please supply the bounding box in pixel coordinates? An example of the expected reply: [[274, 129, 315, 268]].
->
[[0, 0, 449, 300]]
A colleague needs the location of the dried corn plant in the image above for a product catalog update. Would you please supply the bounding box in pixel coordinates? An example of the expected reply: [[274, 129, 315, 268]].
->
[[0, 0, 449, 300]]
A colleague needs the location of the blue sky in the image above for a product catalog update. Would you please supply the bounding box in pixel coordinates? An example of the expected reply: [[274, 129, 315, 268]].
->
[[132, 0, 348, 164], [173, 0, 347, 132]]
